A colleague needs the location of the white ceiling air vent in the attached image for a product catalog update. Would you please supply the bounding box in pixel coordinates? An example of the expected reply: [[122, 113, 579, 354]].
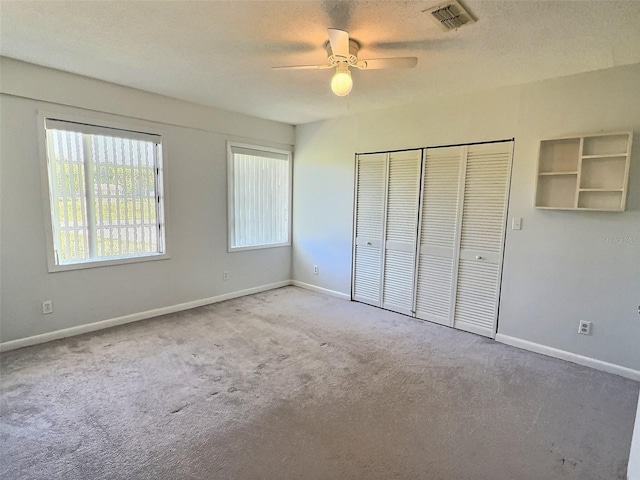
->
[[425, 0, 475, 32]]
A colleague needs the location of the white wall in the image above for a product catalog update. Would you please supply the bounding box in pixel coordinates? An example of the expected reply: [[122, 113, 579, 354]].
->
[[293, 63, 640, 373], [2, 57, 638, 374], [0, 58, 294, 344]]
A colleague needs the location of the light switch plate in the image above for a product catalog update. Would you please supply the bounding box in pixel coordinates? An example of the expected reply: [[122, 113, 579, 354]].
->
[[511, 217, 522, 230]]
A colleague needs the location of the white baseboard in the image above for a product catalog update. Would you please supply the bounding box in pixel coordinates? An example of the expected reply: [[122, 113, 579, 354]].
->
[[0, 280, 292, 353], [495, 334, 640, 382], [629, 392, 640, 480], [290, 280, 351, 301]]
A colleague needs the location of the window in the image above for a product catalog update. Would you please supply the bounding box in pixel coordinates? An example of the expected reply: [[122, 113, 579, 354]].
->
[[227, 143, 291, 251], [40, 114, 167, 271]]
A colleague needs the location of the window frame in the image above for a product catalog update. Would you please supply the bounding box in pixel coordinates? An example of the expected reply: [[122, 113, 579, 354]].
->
[[37, 111, 170, 272], [227, 142, 292, 252]]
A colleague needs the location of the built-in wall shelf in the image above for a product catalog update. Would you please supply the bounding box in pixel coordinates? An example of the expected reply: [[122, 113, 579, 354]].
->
[[535, 131, 633, 211]]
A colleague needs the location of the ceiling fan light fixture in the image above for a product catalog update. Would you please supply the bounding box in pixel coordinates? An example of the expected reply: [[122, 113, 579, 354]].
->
[[331, 63, 352, 96], [272, 28, 417, 95]]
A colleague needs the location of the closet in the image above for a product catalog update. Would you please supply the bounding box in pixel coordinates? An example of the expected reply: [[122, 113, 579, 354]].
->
[[352, 140, 513, 338], [352, 149, 421, 315]]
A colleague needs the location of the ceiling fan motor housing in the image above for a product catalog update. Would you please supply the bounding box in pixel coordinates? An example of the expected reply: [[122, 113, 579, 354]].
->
[[325, 39, 360, 66]]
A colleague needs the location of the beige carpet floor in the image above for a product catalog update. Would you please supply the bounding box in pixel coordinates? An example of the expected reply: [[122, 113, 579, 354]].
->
[[1, 286, 638, 479]]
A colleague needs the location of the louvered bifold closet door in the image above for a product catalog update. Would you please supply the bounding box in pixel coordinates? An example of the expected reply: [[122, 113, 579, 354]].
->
[[352, 153, 387, 306], [453, 141, 513, 338], [382, 150, 422, 315], [414, 146, 462, 326]]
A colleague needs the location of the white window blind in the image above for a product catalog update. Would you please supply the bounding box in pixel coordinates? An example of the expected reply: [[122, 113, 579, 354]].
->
[[228, 144, 291, 250], [43, 117, 166, 269]]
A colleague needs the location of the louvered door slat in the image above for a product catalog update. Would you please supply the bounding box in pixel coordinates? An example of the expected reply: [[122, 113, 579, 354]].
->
[[415, 146, 462, 325], [382, 151, 421, 315], [454, 142, 512, 337], [415, 254, 454, 323], [355, 155, 386, 240], [454, 259, 500, 330], [353, 245, 382, 301], [383, 250, 416, 309], [459, 148, 511, 254], [352, 154, 386, 306]]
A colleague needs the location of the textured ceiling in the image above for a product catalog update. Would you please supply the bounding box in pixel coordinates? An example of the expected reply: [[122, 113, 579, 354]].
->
[[2, 0, 640, 125]]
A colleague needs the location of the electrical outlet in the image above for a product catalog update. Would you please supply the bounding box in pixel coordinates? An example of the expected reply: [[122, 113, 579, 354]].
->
[[223, 271, 229, 281], [42, 300, 53, 315], [313, 265, 319, 275], [578, 320, 592, 335]]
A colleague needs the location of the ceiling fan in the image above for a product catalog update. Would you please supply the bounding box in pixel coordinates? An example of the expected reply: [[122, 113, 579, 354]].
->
[[273, 29, 418, 97]]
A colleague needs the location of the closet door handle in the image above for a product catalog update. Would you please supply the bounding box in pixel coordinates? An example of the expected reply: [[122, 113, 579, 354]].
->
[[366, 241, 372, 246], [475, 255, 483, 260]]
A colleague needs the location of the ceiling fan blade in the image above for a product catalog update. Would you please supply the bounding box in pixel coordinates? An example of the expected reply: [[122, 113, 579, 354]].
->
[[327, 28, 350, 59], [272, 64, 332, 70], [355, 57, 418, 70]]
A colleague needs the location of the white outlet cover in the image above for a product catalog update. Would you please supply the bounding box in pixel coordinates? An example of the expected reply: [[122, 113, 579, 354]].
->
[[42, 301, 53, 314], [578, 321, 592, 335], [511, 217, 522, 230]]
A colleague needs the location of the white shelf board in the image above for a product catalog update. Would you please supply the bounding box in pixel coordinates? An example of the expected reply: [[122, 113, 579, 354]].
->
[[538, 171, 578, 176], [581, 153, 627, 159], [578, 188, 623, 192]]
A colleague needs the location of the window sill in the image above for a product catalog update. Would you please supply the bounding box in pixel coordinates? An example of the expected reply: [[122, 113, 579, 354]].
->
[[47, 253, 170, 273], [228, 242, 291, 253]]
